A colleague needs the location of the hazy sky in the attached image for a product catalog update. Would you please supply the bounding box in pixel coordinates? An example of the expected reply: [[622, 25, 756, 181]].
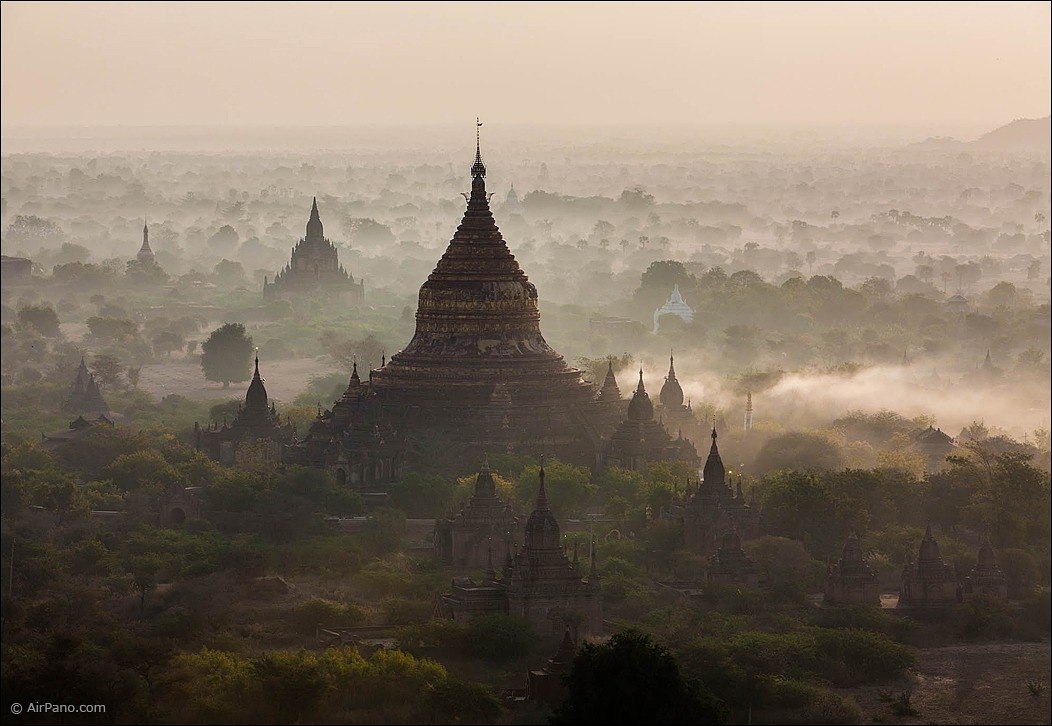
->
[[2, 1, 1049, 129]]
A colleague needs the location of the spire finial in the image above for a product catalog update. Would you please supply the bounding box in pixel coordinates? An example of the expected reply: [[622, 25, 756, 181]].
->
[[471, 118, 487, 178], [254, 347, 260, 377], [536, 455, 549, 511]]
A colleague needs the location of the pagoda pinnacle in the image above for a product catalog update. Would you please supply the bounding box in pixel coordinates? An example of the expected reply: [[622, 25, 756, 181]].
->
[[306, 196, 323, 241], [536, 458, 550, 511], [471, 117, 487, 179]]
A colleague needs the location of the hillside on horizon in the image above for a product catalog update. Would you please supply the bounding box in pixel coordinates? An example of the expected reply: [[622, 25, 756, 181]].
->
[[971, 116, 1050, 151]]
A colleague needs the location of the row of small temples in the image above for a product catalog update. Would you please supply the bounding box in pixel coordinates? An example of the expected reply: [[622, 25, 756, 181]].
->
[[824, 525, 1008, 610], [191, 349, 707, 484]]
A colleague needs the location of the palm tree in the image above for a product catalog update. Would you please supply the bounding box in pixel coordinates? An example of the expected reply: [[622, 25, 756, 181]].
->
[[830, 209, 840, 225]]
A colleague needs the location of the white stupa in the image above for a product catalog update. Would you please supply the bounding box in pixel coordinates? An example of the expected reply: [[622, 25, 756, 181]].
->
[[653, 284, 694, 332]]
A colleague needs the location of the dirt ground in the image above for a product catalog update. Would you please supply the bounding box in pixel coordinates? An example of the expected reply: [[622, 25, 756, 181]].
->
[[138, 357, 337, 404], [846, 641, 1051, 724]]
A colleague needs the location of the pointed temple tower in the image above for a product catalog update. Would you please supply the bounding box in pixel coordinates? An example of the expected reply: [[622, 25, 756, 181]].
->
[[295, 360, 404, 487], [331, 125, 605, 465], [824, 532, 880, 605], [434, 455, 522, 568], [898, 525, 961, 610], [263, 198, 364, 302], [195, 354, 294, 466], [136, 220, 156, 265], [601, 370, 698, 470], [593, 357, 627, 431], [527, 628, 577, 707], [440, 464, 603, 637], [963, 533, 1008, 600], [707, 529, 759, 588], [66, 357, 110, 416], [677, 426, 760, 555]]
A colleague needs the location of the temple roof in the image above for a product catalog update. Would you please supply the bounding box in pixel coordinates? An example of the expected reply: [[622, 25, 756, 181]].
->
[[306, 196, 324, 241], [597, 358, 622, 403], [702, 426, 725, 486], [626, 369, 654, 422], [656, 284, 694, 316], [841, 532, 863, 564], [976, 532, 999, 569], [245, 355, 268, 411], [918, 524, 942, 563], [525, 464, 560, 550]]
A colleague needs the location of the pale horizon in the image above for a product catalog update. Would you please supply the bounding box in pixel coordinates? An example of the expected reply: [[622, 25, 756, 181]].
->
[[2, 1, 1049, 131]]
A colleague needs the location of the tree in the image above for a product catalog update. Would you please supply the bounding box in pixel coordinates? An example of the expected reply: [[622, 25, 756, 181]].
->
[[859, 276, 893, 302], [754, 432, 843, 474], [152, 329, 185, 357], [213, 258, 246, 285], [125, 554, 161, 616], [200, 323, 254, 388], [465, 615, 534, 660], [5, 214, 64, 247], [342, 217, 395, 246], [52, 241, 91, 265], [17, 305, 61, 337], [207, 225, 240, 255], [87, 316, 139, 346], [324, 333, 385, 370], [552, 629, 727, 725], [91, 353, 125, 390], [361, 507, 407, 555], [127, 367, 141, 389]]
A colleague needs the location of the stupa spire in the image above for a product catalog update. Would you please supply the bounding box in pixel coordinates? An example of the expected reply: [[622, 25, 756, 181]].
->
[[305, 196, 323, 241], [536, 458, 549, 511], [471, 117, 487, 179]]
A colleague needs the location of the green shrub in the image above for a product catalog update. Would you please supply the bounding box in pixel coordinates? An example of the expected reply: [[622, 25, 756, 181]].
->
[[466, 614, 535, 661]]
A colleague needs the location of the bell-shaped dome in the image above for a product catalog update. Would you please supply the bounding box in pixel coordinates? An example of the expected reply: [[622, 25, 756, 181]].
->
[[626, 370, 654, 422], [658, 354, 684, 408], [524, 466, 561, 550]]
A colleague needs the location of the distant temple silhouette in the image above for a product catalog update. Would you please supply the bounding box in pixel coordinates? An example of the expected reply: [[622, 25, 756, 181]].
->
[[263, 198, 364, 302]]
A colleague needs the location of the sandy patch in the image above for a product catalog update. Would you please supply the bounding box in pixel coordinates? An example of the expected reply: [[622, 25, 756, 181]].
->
[[846, 641, 1051, 724]]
